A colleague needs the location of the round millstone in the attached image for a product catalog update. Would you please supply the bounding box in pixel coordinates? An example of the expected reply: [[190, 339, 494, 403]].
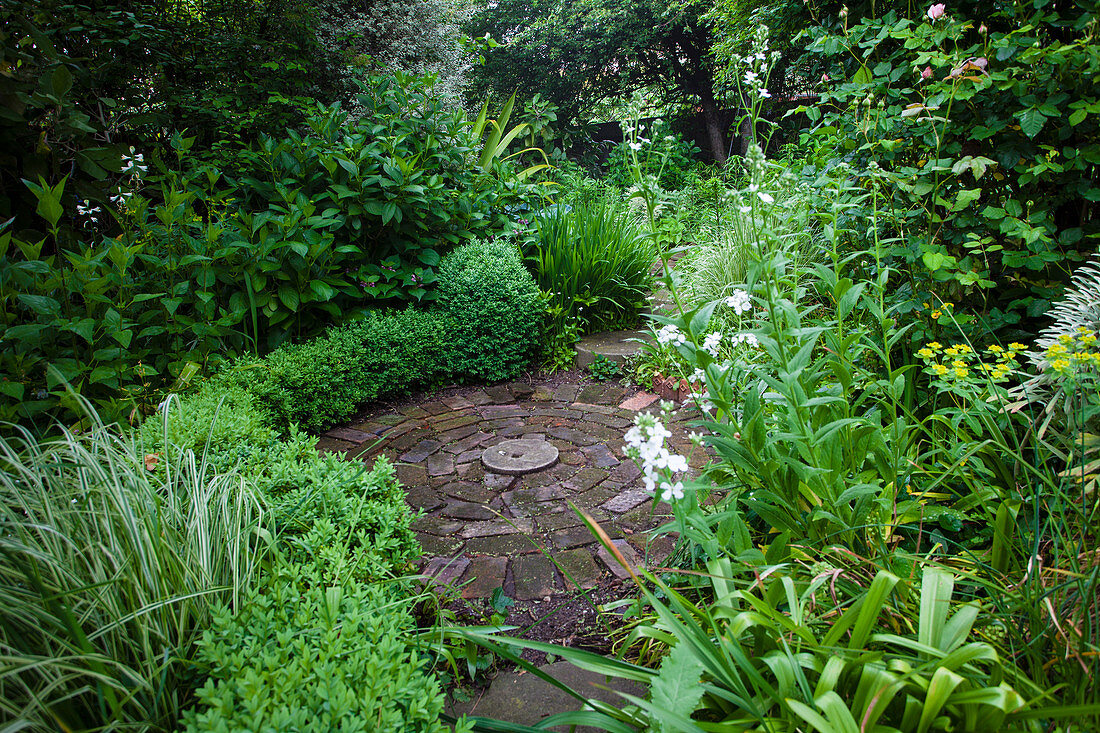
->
[[481, 439, 559, 475]]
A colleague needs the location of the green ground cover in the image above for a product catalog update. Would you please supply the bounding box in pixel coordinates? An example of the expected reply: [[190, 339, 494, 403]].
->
[[2, 0, 1099, 729]]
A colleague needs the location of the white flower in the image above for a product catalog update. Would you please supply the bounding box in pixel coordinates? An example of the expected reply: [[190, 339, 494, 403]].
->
[[732, 332, 760, 348], [691, 368, 706, 383], [725, 290, 752, 315], [757, 190, 775, 204], [655, 324, 686, 346], [702, 331, 722, 357], [759, 88, 772, 99], [660, 481, 685, 502], [628, 141, 643, 151], [743, 70, 759, 86]]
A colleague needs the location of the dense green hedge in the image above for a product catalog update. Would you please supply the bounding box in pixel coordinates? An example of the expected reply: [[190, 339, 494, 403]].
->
[[182, 565, 463, 733], [232, 237, 543, 431]]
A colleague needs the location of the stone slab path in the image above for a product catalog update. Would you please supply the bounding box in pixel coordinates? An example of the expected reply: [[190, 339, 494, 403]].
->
[[317, 380, 709, 600]]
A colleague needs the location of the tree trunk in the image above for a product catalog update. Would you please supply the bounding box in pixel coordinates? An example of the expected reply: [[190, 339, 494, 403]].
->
[[699, 91, 728, 166]]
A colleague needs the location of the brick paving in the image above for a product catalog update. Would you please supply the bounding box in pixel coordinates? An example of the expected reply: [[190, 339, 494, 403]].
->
[[318, 380, 710, 600]]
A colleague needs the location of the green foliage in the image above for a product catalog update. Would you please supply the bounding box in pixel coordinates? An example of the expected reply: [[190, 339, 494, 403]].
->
[[233, 307, 457, 432], [800, 0, 1100, 334], [1, 69, 549, 430], [587, 355, 622, 381], [182, 562, 465, 733], [0, 403, 272, 730], [606, 124, 702, 191], [436, 237, 544, 382], [524, 200, 655, 367]]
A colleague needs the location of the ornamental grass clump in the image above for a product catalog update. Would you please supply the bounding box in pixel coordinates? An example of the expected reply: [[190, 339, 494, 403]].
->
[[526, 198, 656, 337], [0, 403, 271, 731]]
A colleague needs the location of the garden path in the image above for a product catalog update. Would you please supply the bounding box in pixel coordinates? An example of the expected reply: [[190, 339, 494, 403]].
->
[[317, 379, 708, 601]]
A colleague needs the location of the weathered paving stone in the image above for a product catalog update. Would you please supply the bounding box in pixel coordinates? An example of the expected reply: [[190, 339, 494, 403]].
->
[[466, 390, 493, 405], [512, 554, 560, 600], [482, 439, 559, 475], [324, 426, 373, 443], [510, 382, 535, 398], [559, 450, 585, 466], [531, 385, 555, 401], [556, 547, 602, 589], [572, 402, 619, 415], [584, 413, 633, 430], [535, 512, 583, 532], [442, 395, 474, 410], [601, 488, 651, 514], [582, 443, 620, 468], [440, 482, 497, 504], [456, 449, 483, 464], [464, 534, 541, 556], [461, 519, 534, 539], [531, 407, 583, 420], [417, 533, 464, 556], [608, 461, 642, 483], [484, 385, 515, 404], [552, 384, 580, 402], [421, 401, 451, 415], [546, 426, 597, 446], [372, 413, 405, 426], [422, 556, 470, 588], [564, 467, 608, 492], [596, 540, 642, 579], [437, 424, 480, 444], [441, 501, 498, 521], [484, 472, 517, 491], [445, 431, 492, 454], [550, 525, 596, 550], [399, 405, 430, 418], [619, 391, 659, 411], [406, 486, 445, 512], [400, 439, 442, 463], [427, 452, 455, 477], [461, 556, 508, 598], [577, 384, 623, 405], [479, 404, 530, 419], [315, 436, 353, 454], [502, 487, 567, 508], [433, 413, 480, 432], [412, 515, 465, 535]]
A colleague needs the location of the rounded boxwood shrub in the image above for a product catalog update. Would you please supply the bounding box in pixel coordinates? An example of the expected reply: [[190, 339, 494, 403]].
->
[[435, 238, 544, 382]]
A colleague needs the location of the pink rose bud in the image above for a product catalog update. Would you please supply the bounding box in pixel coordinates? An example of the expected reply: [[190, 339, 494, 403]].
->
[[921, 66, 933, 79], [927, 3, 945, 20]]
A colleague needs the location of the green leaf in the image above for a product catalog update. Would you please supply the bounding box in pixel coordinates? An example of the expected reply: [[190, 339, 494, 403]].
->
[[17, 294, 60, 315], [650, 642, 706, 731], [1019, 108, 1046, 138], [51, 65, 73, 98], [1069, 108, 1087, 126], [278, 283, 300, 311]]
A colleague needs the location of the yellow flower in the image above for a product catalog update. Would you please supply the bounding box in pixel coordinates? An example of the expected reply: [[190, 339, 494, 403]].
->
[[1077, 326, 1090, 333], [1059, 333, 1074, 344], [1046, 344, 1068, 356], [931, 309, 942, 319], [954, 367, 969, 379], [952, 359, 968, 368], [987, 344, 1003, 354], [957, 344, 972, 354], [945, 346, 960, 356], [1009, 342, 1027, 351], [1082, 334, 1097, 345], [932, 364, 949, 375], [917, 348, 934, 358], [1052, 358, 1071, 374], [943, 302, 954, 309]]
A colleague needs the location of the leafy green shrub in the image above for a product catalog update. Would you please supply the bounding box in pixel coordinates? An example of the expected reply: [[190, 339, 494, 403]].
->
[[182, 562, 467, 733], [605, 122, 701, 191], [523, 199, 655, 368], [235, 307, 458, 432], [0, 406, 272, 730], [435, 237, 544, 382], [801, 0, 1100, 334]]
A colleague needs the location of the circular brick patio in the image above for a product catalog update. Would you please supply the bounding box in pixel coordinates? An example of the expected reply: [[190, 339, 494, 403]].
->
[[316, 380, 708, 601]]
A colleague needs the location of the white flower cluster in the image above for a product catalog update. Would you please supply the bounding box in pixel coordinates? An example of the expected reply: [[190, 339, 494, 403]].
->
[[655, 324, 686, 346], [76, 200, 101, 225], [737, 26, 781, 101], [121, 147, 147, 176], [731, 332, 760, 348], [702, 331, 723, 357], [624, 412, 689, 502], [725, 289, 753, 314]]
